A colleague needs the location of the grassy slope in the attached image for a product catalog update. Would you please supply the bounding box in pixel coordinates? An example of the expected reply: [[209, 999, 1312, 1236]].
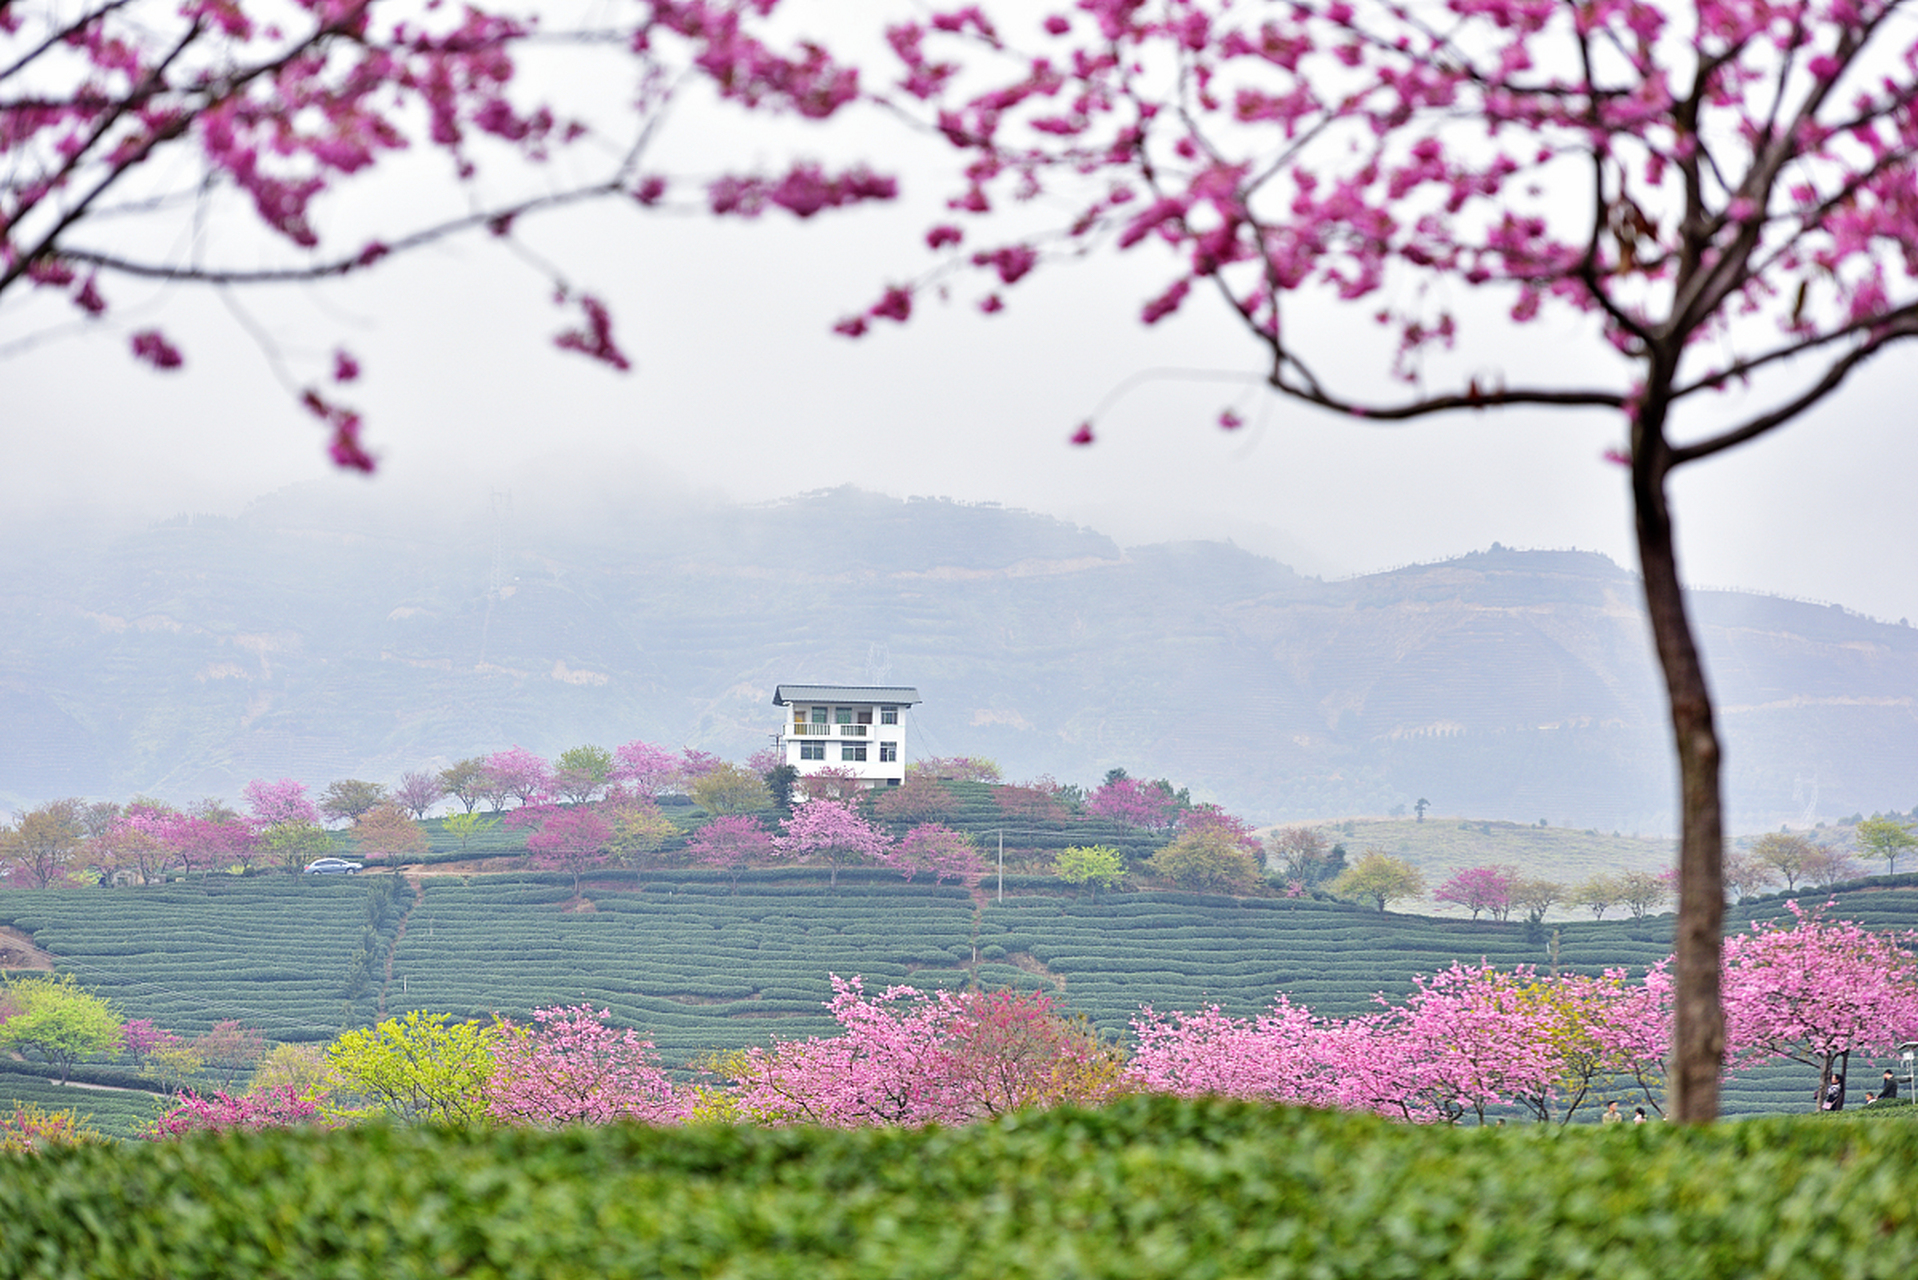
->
[[1318, 816, 1676, 913], [7, 874, 1915, 1118]]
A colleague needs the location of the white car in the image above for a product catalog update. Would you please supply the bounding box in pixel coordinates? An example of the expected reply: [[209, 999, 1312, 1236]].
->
[[302, 857, 363, 875]]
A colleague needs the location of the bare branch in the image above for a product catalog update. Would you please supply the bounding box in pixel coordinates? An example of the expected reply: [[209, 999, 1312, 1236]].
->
[[1669, 315, 1918, 465]]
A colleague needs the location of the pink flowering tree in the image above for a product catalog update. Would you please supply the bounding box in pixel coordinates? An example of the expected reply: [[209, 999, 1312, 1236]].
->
[[1, 0, 885, 466], [711, 976, 1121, 1125], [1130, 995, 1349, 1111], [100, 801, 183, 885], [775, 799, 890, 889], [119, 1019, 168, 1068], [1434, 866, 1522, 923], [486, 1005, 686, 1126], [507, 803, 613, 894], [243, 779, 319, 828], [1086, 775, 1176, 831], [685, 813, 775, 892], [482, 747, 552, 811], [148, 1086, 328, 1138], [677, 748, 725, 783], [1721, 901, 1918, 1107], [886, 823, 985, 887], [612, 740, 681, 798], [843, 0, 1918, 1124]]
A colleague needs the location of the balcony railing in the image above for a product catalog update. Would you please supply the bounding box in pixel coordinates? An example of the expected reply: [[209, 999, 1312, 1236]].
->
[[792, 723, 833, 736], [839, 724, 868, 737]]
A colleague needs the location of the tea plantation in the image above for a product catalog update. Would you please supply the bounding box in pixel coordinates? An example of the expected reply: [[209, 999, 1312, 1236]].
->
[[4, 875, 1914, 1117]]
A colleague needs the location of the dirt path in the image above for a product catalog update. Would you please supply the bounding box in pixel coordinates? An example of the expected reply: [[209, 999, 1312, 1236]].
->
[[0, 926, 55, 972]]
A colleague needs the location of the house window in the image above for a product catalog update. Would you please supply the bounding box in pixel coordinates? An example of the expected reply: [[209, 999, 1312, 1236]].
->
[[879, 742, 897, 763], [841, 743, 867, 762], [856, 709, 873, 725], [880, 706, 898, 725], [800, 742, 826, 761], [835, 707, 853, 725], [810, 706, 829, 725]]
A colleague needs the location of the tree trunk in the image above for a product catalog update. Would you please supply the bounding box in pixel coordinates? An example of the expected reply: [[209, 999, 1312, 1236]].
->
[[1633, 393, 1725, 1124]]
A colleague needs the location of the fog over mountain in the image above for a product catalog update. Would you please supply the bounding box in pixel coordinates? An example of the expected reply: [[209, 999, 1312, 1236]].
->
[[3, 473, 1913, 832]]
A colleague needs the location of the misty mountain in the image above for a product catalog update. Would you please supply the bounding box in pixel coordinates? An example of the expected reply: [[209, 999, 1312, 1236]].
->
[[2, 480, 1913, 831]]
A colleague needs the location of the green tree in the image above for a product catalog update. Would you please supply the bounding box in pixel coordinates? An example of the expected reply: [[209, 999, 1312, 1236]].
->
[[327, 1011, 501, 1125], [440, 811, 497, 855], [264, 820, 334, 875], [1331, 850, 1426, 913], [1854, 816, 1918, 875], [1752, 832, 1818, 891], [0, 975, 122, 1084], [1054, 845, 1126, 894], [690, 763, 774, 816], [319, 779, 388, 825], [438, 758, 488, 814], [763, 763, 800, 812], [1146, 829, 1262, 893], [553, 745, 615, 804]]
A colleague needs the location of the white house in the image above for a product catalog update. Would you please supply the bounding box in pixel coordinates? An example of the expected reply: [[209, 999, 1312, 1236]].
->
[[773, 684, 921, 789]]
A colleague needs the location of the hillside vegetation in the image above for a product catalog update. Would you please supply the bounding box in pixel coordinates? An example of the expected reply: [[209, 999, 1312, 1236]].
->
[[7, 1097, 1917, 1278], [7, 876, 1914, 1118]]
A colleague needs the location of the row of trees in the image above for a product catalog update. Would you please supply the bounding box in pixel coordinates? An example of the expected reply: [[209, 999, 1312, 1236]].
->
[[1139, 903, 1918, 1121], [510, 792, 988, 895], [105, 905, 1912, 1136]]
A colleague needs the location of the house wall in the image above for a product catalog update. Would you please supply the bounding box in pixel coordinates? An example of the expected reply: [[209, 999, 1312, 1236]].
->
[[781, 699, 908, 787]]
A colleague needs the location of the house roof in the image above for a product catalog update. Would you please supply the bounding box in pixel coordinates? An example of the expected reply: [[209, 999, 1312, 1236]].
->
[[773, 684, 922, 706]]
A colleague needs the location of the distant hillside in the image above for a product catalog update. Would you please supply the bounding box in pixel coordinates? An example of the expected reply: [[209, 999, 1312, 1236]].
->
[[3, 480, 1914, 829]]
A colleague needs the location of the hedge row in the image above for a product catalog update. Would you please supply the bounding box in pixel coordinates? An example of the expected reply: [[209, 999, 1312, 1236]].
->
[[5, 1097, 1916, 1278]]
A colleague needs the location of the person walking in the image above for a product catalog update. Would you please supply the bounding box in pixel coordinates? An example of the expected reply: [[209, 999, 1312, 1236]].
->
[[1602, 1101, 1622, 1124], [1632, 1107, 1647, 1124]]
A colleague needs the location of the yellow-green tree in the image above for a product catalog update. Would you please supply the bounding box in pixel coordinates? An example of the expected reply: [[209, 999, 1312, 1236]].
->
[[327, 1011, 501, 1125], [248, 1043, 336, 1102], [0, 974, 122, 1084], [1054, 844, 1126, 892], [1855, 816, 1917, 875], [1332, 850, 1426, 913], [690, 763, 774, 816], [1145, 829, 1261, 893], [440, 810, 497, 855]]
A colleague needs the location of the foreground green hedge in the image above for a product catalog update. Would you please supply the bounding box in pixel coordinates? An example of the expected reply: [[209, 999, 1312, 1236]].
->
[[5, 1097, 1916, 1279]]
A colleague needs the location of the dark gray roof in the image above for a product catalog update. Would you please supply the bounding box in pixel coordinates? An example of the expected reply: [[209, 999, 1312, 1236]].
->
[[773, 684, 921, 706]]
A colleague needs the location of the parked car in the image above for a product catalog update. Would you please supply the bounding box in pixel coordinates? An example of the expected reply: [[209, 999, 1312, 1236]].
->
[[303, 857, 363, 875]]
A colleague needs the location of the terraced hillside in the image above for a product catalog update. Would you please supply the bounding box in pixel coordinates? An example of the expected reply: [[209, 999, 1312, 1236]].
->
[[3, 877, 1914, 1117]]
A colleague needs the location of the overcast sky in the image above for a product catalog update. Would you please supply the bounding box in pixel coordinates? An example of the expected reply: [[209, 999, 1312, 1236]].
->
[[7, 29, 1918, 627]]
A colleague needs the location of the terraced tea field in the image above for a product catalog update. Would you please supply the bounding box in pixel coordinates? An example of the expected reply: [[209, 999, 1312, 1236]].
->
[[3, 876, 1913, 1117]]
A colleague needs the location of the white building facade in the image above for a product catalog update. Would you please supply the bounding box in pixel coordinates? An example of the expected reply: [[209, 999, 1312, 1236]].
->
[[773, 684, 921, 789]]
